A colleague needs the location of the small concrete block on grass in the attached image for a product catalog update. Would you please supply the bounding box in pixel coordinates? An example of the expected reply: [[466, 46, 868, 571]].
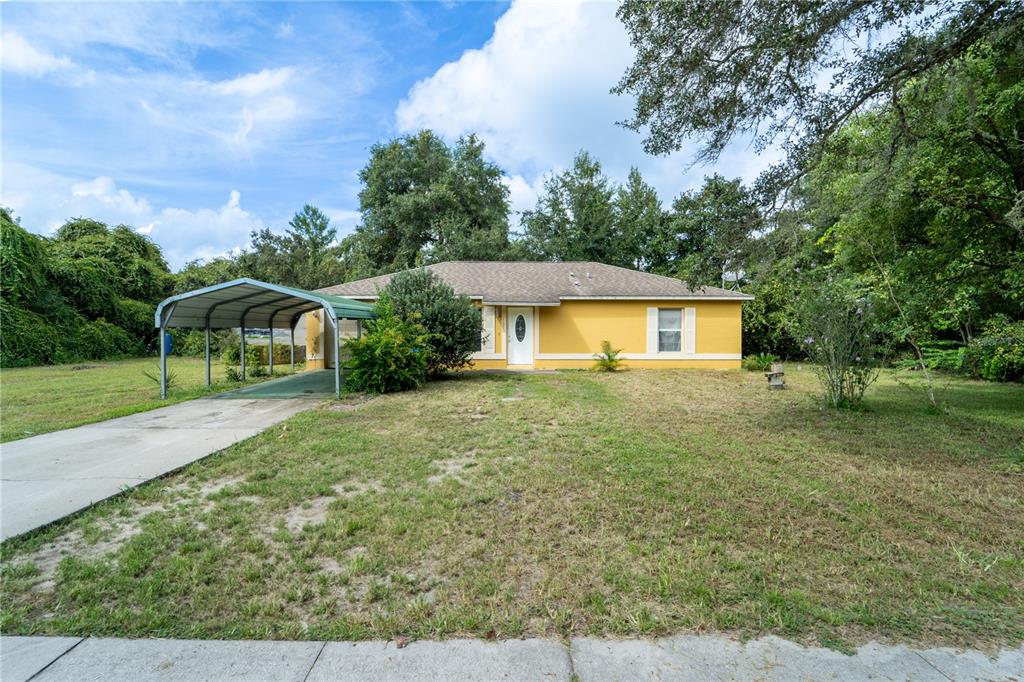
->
[[306, 639, 572, 681], [0, 636, 83, 682], [30, 637, 324, 682]]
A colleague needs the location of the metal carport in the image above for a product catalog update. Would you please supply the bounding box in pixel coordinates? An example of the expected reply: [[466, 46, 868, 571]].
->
[[154, 278, 375, 399]]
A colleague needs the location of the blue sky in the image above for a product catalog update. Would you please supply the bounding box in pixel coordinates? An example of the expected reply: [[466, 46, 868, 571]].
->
[[1, 1, 773, 270]]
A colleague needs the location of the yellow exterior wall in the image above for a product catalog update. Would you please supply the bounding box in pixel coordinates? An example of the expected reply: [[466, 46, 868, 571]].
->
[[538, 300, 742, 355], [305, 311, 325, 370], [309, 298, 743, 371]]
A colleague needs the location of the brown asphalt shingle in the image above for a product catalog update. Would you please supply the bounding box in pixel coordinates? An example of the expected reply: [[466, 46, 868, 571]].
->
[[317, 261, 752, 303]]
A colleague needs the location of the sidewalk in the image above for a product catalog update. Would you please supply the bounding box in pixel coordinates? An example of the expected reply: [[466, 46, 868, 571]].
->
[[2, 634, 1021, 681]]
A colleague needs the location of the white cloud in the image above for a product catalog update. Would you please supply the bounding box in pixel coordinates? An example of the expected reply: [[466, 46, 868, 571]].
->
[[154, 190, 263, 266], [0, 164, 262, 268], [277, 22, 295, 39], [71, 176, 152, 216], [503, 174, 546, 216], [135, 68, 303, 155], [397, 0, 772, 208], [1, 30, 74, 77], [210, 67, 295, 97]]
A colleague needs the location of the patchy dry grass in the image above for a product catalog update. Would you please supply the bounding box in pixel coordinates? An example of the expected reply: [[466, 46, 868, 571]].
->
[[0, 357, 298, 442], [1, 367, 1022, 650]]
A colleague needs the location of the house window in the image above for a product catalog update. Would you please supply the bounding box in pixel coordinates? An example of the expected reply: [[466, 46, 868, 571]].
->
[[658, 308, 682, 352]]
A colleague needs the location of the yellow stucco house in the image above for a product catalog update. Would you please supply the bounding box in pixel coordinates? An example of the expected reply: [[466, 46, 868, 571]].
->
[[305, 261, 752, 370]]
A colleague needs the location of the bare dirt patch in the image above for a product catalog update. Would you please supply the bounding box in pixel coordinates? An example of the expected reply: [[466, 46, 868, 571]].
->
[[428, 453, 478, 485], [22, 502, 167, 591], [272, 479, 382, 533], [331, 479, 383, 498], [279, 496, 335, 532]]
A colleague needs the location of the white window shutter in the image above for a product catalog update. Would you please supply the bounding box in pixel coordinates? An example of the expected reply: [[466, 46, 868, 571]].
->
[[684, 307, 696, 354], [482, 306, 495, 353], [646, 307, 658, 353]]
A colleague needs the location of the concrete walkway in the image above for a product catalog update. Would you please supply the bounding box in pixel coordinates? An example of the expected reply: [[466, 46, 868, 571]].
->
[[0, 397, 319, 541], [1, 635, 1020, 681]]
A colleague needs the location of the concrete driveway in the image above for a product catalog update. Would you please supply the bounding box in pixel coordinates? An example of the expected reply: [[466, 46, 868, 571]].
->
[[0, 397, 319, 541]]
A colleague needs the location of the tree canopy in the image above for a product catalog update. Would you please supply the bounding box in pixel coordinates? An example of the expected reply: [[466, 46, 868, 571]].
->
[[345, 131, 513, 275], [614, 0, 1024, 202]]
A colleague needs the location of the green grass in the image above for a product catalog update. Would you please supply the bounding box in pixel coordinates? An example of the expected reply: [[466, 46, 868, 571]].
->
[[1, 367, 1022, 649], [0, 357, 298, 442]]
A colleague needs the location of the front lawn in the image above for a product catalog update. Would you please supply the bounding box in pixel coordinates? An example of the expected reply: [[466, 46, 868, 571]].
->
[[1, 368, 1021, 649], [0, 357, 296, 442]]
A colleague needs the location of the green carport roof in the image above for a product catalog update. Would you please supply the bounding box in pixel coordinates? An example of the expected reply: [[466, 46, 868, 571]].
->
[[154, 278, 375, 329]]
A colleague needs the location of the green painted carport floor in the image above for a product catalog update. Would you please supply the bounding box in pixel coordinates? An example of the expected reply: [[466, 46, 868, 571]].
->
[[216, 370, 344, 399]]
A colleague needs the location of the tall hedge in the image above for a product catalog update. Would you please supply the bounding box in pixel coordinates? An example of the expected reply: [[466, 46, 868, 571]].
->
[[0, 210, 172, 367]]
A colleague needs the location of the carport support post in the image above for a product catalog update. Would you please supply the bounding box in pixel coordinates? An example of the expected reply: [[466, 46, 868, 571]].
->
[[290, 324, 296, 373], [327, 307, 340, 399], [160, 322, 167, 400], [240, 321, 247, 383], [269, 326, 274, 376], [204, 325, 211, 387]]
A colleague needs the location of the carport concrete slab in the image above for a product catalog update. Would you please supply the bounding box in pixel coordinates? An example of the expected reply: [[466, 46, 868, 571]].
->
[[216, 370, 338, 399], [1, 636, 82, 682], [307, 639, 572, 681], [1, 397, 318, 540], [30, 637, 323, 682]]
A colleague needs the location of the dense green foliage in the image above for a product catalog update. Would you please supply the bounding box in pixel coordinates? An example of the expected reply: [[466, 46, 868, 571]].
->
[[344, 293, 429, 393], [614, 0, 1023, 202], [0, 210, 172, 366], [611, 2, 1022, 384], [961, 319, 1024, 382], [381, 269, 481, 375]]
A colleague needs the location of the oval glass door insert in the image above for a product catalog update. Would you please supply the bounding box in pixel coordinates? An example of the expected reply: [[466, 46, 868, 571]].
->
[[514, 315, 526, 342]]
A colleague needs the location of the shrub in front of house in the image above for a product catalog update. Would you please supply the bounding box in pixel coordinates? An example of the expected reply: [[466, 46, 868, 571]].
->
[[345, 293, 429, 393], [742, 353, 777, 371], [592, 340, 624, 371], [382, 268, 482, 375], [795, 281, 884, 409]]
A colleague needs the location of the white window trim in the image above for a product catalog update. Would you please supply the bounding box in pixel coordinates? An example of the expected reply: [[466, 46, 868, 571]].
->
[[471, 305, 506, 360], [684, 307, 697, 354]]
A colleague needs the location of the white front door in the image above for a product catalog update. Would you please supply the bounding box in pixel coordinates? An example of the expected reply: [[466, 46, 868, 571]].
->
[[507, 307, 534, 365]]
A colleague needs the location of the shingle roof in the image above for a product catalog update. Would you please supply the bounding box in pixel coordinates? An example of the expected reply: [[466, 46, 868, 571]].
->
[[317, 262, 753, 304]]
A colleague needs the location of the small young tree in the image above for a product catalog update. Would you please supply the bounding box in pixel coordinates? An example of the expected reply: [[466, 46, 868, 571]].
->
[[382, 268, 482, 375], [345, 293, 429, 393], [795, 280, 883, 409], [592, 340, 624, 371]]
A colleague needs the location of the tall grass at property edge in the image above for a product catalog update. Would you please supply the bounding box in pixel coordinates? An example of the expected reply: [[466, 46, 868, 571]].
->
[[0, 367, 1021, 650], [0, 357, 297, 442]]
